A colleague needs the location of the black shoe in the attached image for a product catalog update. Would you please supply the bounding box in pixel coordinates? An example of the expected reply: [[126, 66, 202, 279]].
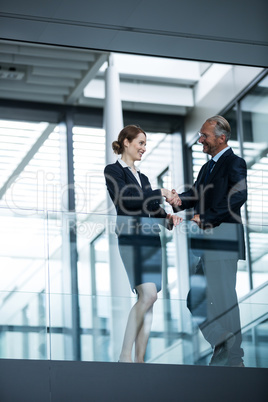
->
[[209, 332, 236, 366]]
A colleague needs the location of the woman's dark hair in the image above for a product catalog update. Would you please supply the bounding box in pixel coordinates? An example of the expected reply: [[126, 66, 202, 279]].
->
[[112, 125, 146, 155]]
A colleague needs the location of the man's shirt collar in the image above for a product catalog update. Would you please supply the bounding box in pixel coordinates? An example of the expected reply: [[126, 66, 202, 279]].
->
[[212, 146, 230, 162]]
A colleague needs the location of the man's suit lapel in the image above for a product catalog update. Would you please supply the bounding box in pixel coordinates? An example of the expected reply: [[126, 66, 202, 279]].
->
[[205, 148, 233, 184], [198, 162, 210, 185]]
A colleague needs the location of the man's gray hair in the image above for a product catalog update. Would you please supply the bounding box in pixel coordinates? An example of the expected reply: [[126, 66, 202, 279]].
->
[[206, 115, 231, 142]]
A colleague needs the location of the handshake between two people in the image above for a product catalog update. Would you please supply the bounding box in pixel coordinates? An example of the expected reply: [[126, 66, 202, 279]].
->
[[161, 188, 201, 228], [161, 188, 182, 208], [161, 188, 183, 227]]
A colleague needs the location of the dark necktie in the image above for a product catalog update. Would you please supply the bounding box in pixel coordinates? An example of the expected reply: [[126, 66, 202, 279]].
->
[[204, 159, 216, 184]]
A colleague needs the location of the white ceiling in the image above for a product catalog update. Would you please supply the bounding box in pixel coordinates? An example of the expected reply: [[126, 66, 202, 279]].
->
[[0, 39, 264, 118], [0, 39, 209, 115], [0, 40, 108, 105]]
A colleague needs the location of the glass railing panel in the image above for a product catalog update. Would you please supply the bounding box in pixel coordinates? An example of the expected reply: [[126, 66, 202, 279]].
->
[[186, 221, 268, 368], [247, 224, 268, 290], [45, 212, 268, 367], [46, 211, 188, 362], [0, 206, 48, 359], [0, 290, 47, 359], [240, 283, 268, 329], [0, 207, 48, 293], [1, 207, 267, 367]]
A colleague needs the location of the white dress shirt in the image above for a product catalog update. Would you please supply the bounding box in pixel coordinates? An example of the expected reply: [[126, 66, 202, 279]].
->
[[118, 158, 142, 187]]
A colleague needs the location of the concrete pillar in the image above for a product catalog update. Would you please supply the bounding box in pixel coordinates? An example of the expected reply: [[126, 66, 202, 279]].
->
[[171, 132, 194, 364]]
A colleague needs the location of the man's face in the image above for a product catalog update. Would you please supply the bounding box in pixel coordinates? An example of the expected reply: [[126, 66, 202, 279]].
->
[[198, 121, 224, 156]]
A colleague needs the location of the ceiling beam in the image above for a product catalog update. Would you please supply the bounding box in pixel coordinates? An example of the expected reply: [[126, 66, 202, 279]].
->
[[0, 53, 90, 69], [79, 96, 188, 115], [0, 91, 64, 103], [83, 78, 194, 107], [0, 80, 70, 95], [26, 74, 76, 87], [65, 53, 108, 104], [31, 66, 82, 79], [0, 41, 97, 61]]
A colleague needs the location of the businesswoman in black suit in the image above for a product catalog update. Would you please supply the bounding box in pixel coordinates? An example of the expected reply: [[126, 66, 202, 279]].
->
[[104, 125, 181, 363]]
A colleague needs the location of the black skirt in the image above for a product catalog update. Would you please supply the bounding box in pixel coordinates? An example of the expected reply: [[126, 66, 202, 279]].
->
[[117, 217, 163, 293]]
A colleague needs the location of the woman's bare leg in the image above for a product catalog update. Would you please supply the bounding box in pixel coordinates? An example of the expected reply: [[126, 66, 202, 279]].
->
[[118, 283, 157, 363], [134, 305, 154, 363]]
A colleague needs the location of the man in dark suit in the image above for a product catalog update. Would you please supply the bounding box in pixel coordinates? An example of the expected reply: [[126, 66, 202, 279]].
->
[[171, 115, 247, 367]]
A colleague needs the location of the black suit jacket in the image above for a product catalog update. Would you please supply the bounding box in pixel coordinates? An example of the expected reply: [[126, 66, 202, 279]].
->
[[176, 148, 247, 228], [104, 160, 167, 219], [176, 148, 247, 260]]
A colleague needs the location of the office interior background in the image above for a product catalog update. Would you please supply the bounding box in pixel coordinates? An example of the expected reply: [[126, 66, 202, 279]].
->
[[0, 1, 267, 400], [0, 39, 267, 366]]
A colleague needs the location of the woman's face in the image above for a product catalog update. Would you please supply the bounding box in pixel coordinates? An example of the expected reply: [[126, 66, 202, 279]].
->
[[124, 132, 146, 162]]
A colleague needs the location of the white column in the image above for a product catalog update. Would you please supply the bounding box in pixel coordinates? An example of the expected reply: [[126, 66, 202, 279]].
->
[[171, 132, 194, 364], [103, 53, 132, 361], [104, 53, 123, 165]]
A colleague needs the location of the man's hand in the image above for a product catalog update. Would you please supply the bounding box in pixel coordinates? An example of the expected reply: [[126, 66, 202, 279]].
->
[[169, 189, 182, 207], [191, 214, 201, 227], [161, 188, 182, 207]]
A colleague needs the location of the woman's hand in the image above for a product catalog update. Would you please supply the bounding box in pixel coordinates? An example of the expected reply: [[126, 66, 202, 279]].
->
[[166, 213, 183, 227]]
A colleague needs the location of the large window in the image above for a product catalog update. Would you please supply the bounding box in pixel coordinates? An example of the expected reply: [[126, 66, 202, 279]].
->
[[190, 72, 268, 296], [241, 75, 268, 288], [0, 38, 267, 367]]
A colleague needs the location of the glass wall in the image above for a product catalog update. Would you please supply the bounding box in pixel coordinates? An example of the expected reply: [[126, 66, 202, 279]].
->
[[0, 40, 267, 368], [0, 119, 61, 360], [72, 126, 106, 214], [190, 72, 268, 297], [0, 111, 186, 363], [0, 121, 60, 211], [45, 126, 187, 363], [240, 76, 268, 289]]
